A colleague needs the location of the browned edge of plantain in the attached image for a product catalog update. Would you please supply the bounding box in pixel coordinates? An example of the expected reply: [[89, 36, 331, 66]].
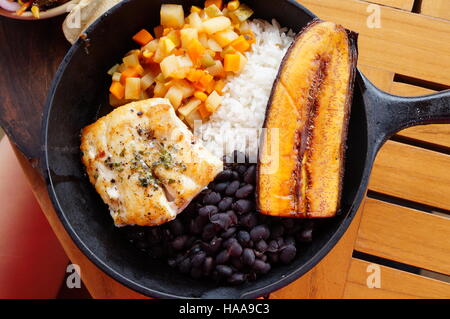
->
[[256, 19, 359, 218]]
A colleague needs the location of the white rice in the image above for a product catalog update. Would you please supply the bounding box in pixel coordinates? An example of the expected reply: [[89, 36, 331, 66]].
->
[[195, 19, 294, 162]]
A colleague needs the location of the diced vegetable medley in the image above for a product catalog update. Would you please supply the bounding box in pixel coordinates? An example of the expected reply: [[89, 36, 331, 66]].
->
[[108, 0, 254, 129]]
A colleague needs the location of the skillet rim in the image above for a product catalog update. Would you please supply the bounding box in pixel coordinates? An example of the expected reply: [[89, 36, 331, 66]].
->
[[42, 0, 372, 299]]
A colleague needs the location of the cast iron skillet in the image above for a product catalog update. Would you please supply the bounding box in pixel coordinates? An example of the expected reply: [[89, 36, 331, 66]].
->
[[42, 0, 450, 298]]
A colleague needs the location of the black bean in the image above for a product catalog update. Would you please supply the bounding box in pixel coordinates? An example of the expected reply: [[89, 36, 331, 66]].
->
[[231, 171, 240, 180], [191, 251, 206, 268], [216, 249, 230, 264], [236, 164, 247, 176], [255, 239, 268, 252], [191, 215, 208, 234], [226, 210, 238, 225], [259, 254, 268, 262], [190, 267, 203, 279], [242, 248, 255, 266], [203, 256, 214, 275], [149, 245, 164, 258], [235, 184, 254, 199], [178, 258, 191, 274], [223, 237, 238, 249], [168, 219, 184, 237], [267, 240, 279, 253], [225, 180, 240, 196], [250, 225, 270, 241], [237, 230, 251, 246], [232, 199, 253, 214], [228, 242, 243, 257], [216, 170, 233, 182], [172, 235, 188, 250], [203, 192, 221, 205], [253, 259, 271, 274], [228, 273, 245, 285], [202, 223, 217, 241], [221, 227, 236, 239], [243, 165, 256, 184], [198, 205, 218, 217], [230, 256, 244, 269], [218, 197, 233, 211], [210, 213, 231, 230], [214, 182, 229, 193], [279, 245, 297, 264], [239, 213, 257, 229], [216, 265, 233, 277], [201, 237, 222, 255]]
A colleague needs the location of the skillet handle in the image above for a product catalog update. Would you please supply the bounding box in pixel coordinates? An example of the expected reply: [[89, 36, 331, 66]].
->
[[359, 72, 450, 152]]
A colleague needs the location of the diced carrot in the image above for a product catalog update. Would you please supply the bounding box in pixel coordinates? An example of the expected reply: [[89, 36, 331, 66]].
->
[[199, 72, 214, 88], [231, 35, 250, 52], [154, 25, 164, 38], [163, 27, 173, 36], [132, 29, 154, 46], [205, 79, 216, 94], [205, 0, 223, 9], [193, 82, 206, 92], [224, 54, 240, 72], [194, 91, 208, 102], [120, 66, 144, 85], [198, 103, 211, 119], [187, 69, 204, 82], [214, 79, 226, 94], [109, 82, 125, 100], [186, 39, 205, 63]]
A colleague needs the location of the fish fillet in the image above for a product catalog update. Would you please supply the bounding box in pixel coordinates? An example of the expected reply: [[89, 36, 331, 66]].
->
[[81, 98, 223, 226]]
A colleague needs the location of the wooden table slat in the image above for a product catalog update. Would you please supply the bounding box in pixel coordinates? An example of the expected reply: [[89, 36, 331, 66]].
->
[[364, 0, 414, 11], [420, 0, 450, 20], [370, 140, 450, 210], [300, 0, 450, 86], [356, 198, 450, 275], [344, 258, 450, 298]]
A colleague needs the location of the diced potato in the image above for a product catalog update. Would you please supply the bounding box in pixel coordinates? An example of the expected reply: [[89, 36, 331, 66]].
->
[[154, 81, 168, 97], [112, 72, 122, 82], [206, 60, 225, 77], [200, 54, 216, 68], [161, 37, 176, 55], [202, 16, 231, 34], [165, 86, 184, 109], [160, 55, 193, 79], [207, 38, 222, 51], [161, 4, 184, 28], [174, 79, 195, 98], [205, 4, 222, 17], [178, 98, 202, 117], [141, 73, 156, 90], [125, 77, 141, 100], [237, 51, 248, 72], [107, 64, 119, 75], [117, 63, 127, 72], [180, 28, 198, 48], [213, 30, 239, 47], [205, 90, 222, 112], [198, 32, 209, 48], [109, 93, 129, 107], [123, 54, 140, 67], [166, 29, 181, 47], [187, 12, 203, 31], [142, 39, 159, 53], [232, 4, 253, 22], [184, 109, 203, 129]]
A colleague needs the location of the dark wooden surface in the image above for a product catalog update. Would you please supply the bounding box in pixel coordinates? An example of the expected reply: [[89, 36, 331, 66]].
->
[[0, 16, 70, 160]]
